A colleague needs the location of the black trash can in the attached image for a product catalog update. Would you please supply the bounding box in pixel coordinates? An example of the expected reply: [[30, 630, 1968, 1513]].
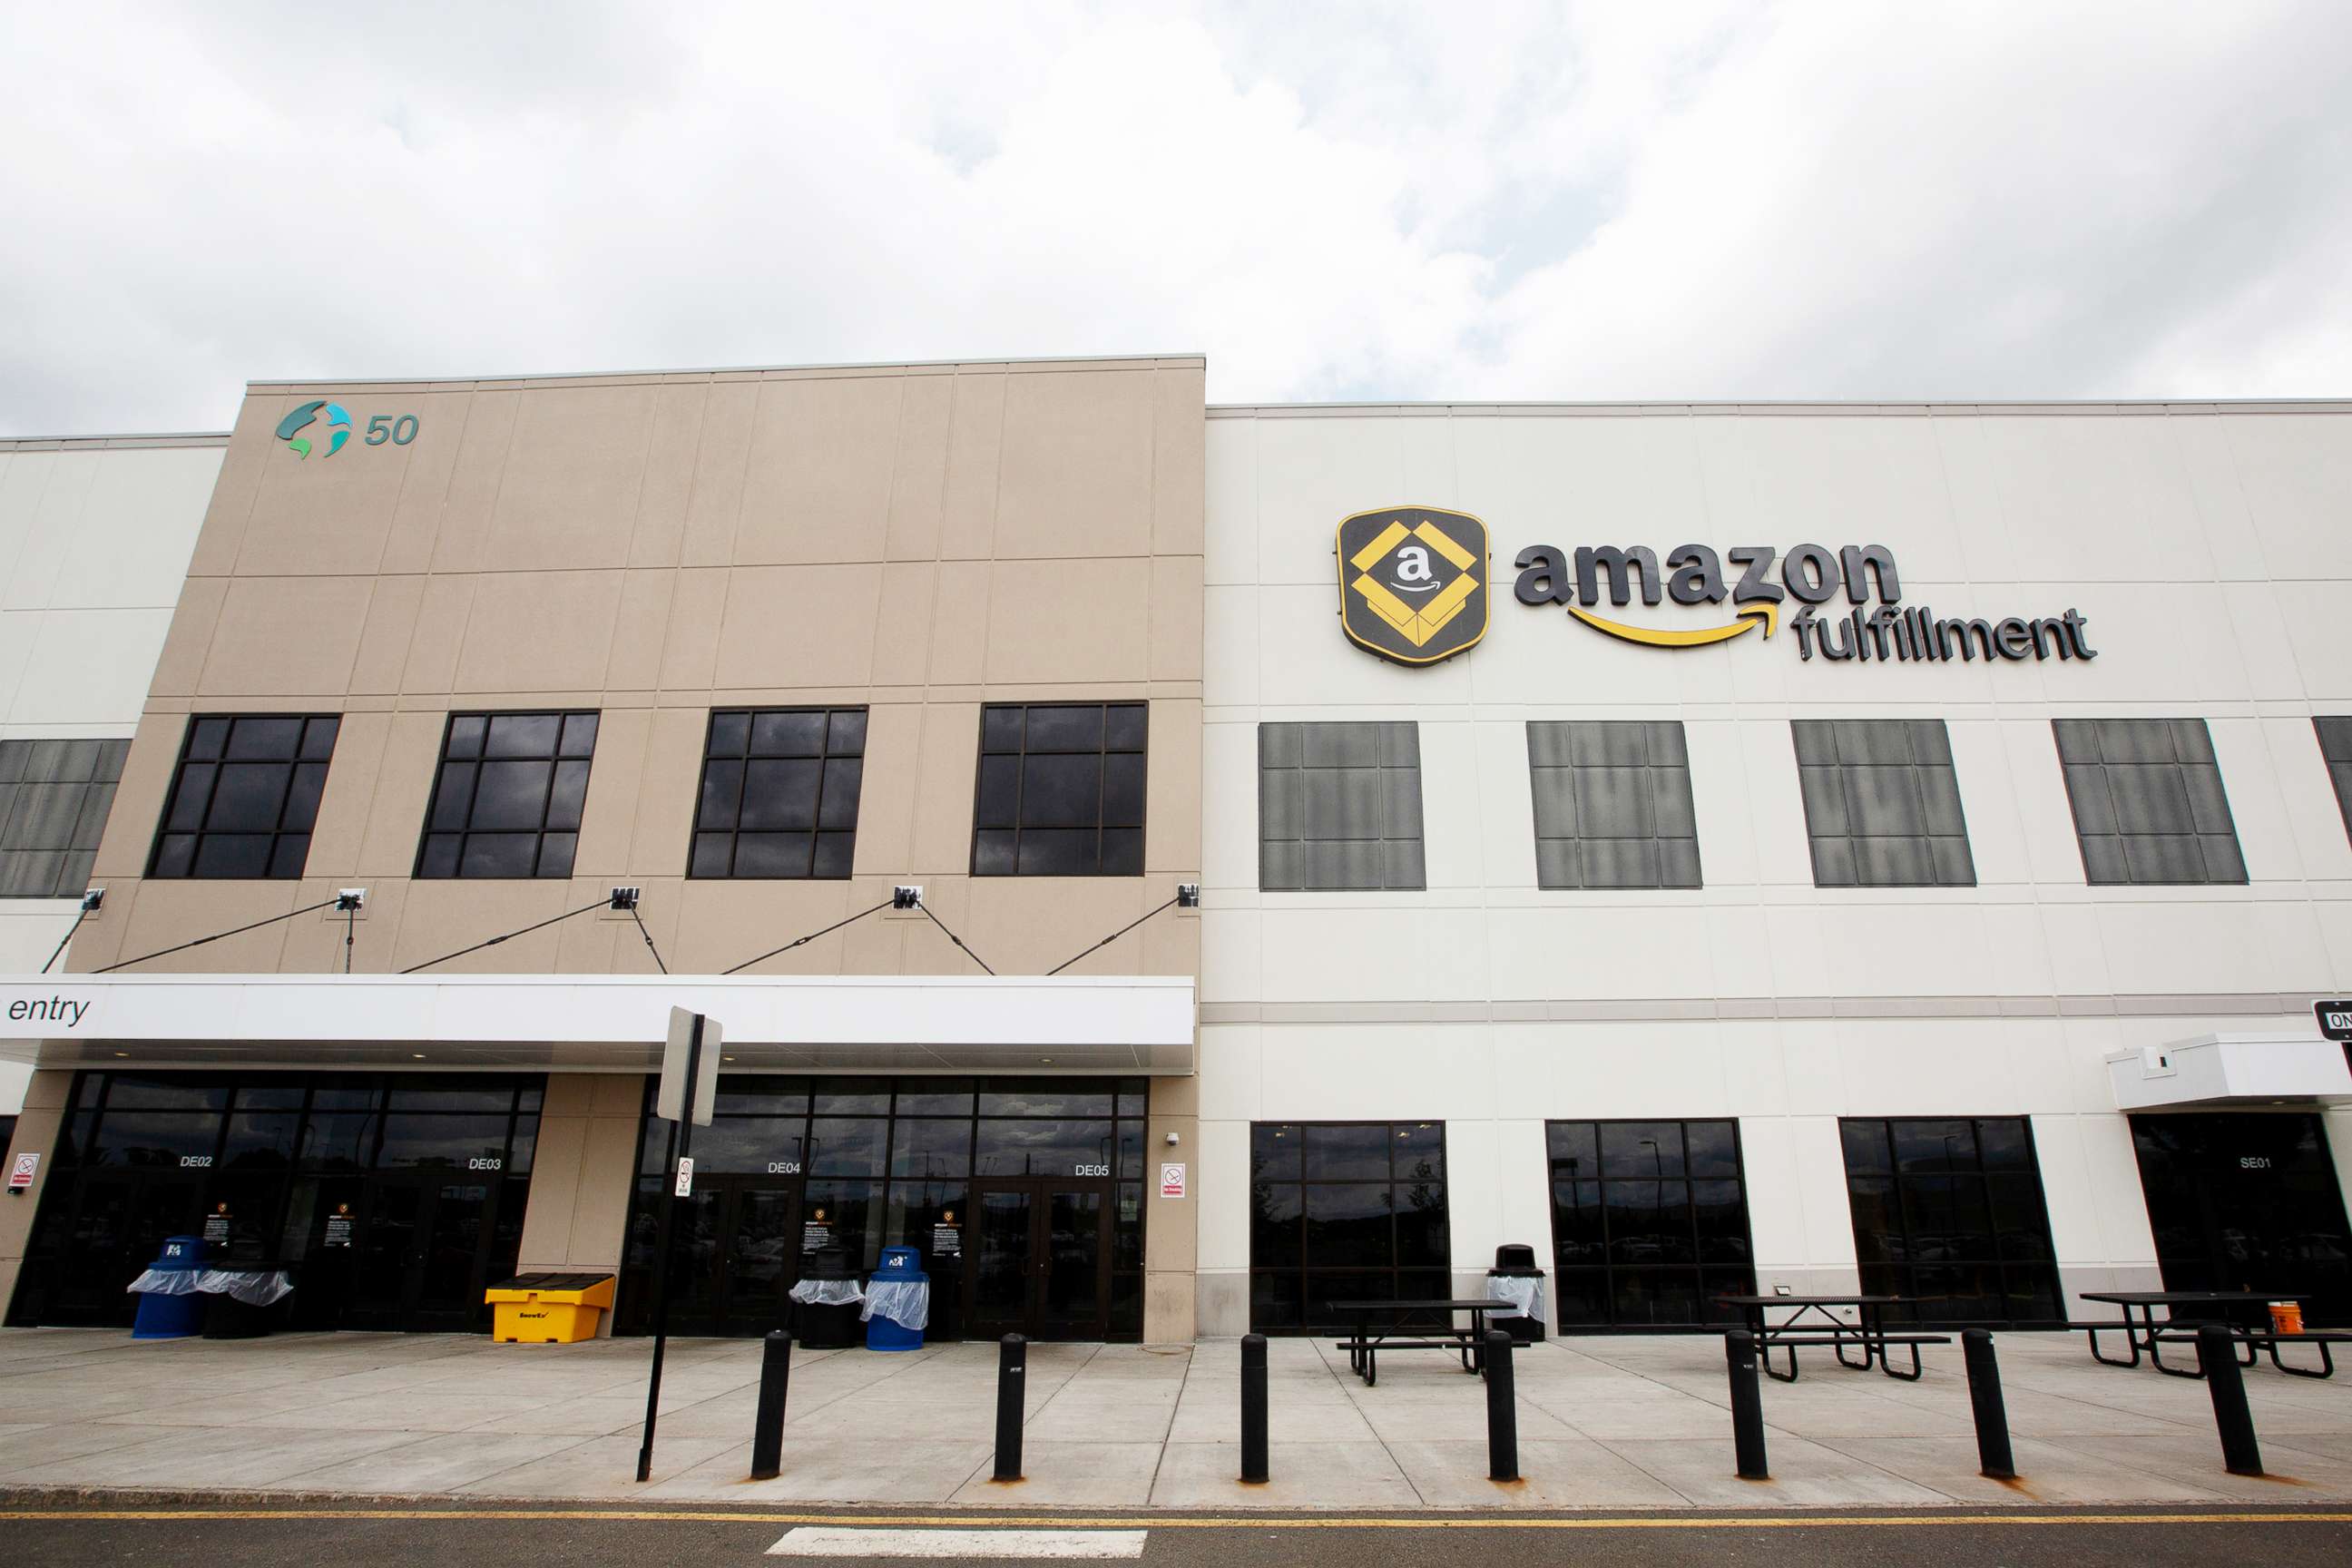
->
[[926, 1250, 964, 1343], [1486, 1242, 1547, 1344], [791, 1248, 865, 1349]]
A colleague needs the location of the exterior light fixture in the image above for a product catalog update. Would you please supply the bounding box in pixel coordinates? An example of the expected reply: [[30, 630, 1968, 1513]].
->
[[411, 1053, 426, 1060], [609, 887, 641, 911], [1176, 883, 1200, 908], [335, 888, 366, 912], [80, 887, 105, 913], [892, 885, 922, 909]]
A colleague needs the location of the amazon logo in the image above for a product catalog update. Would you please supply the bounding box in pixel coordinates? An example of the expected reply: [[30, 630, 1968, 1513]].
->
[[1511, 542, 1900, 648]]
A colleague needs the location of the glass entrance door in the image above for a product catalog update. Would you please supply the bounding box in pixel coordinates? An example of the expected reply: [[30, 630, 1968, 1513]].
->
[[2131, 1112, 2352, 1322], [966, 1180, 1111, 1340], [658, 1176, 805, 1337], [43, 1170, 204, 1325], [348, 1175, 501, 1331]]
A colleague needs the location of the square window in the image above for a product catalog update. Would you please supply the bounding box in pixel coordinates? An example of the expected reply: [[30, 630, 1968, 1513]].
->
[[1260, 721, 1424, 891], [688, 709, 866, 879], [149, 717, 338, 881], [1792, 720, 1973, 887], [970, 704, 1147, 877], [1528, 722, 1700, 890], [2053, 719, 2243, 886], [413, 712, 598, 879]]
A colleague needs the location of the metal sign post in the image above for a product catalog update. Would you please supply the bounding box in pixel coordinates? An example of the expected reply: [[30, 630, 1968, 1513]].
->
[[637, 1006, 720, 1484]]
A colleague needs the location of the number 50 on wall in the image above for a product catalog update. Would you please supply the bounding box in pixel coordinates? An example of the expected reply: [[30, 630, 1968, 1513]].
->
[[364, 414, 422, 446]]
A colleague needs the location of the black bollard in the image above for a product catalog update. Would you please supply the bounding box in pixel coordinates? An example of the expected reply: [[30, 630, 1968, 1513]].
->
[[1962, 1328, 2014, 1480], [1726, 1329, 1769, 1480], [1485, 1328, 1519, 1483], [993, 1334, 1026, 1482], [2197, 1322, 2262, 1475], [749, 1328, 794, 1481], [1240, 1333, 1269, 1484]]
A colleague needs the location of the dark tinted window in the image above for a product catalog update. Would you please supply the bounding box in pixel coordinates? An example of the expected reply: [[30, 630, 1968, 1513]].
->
[[1259, 722, 1425, 891], [972, 702, 1146, 877], [690, 707, 866, 879], [1250, 1121, 1448, 1333], [2053, 719, 2245, 885], [1528, 721, 1700, 889], [415, 712, 596, 878], [2314, 719, 2352, 847], [1838, 1116, 2062, 1325], [149, 718, 338, 881], [1546, 1119, 1752, 1328], [1792, 720, 1973, 887]]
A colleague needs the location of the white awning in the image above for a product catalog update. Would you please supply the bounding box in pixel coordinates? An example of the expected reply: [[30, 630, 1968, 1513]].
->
[[0, 973, 1195, 1076], [2107, 1032, 2352, 1112]]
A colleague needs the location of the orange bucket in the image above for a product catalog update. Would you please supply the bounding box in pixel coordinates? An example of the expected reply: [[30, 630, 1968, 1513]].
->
[[2269, 1300, 2303, 1336]]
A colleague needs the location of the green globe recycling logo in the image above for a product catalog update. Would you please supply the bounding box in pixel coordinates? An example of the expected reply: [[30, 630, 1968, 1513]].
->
[[275, 399, 352, 460]]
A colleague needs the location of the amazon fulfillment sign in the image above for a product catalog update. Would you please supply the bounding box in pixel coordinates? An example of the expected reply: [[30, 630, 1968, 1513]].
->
[[1332, 507, 2095, 669]]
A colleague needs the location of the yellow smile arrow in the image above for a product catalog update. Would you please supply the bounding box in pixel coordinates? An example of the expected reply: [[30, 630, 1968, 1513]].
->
[[1565, 599, 1781, 648]]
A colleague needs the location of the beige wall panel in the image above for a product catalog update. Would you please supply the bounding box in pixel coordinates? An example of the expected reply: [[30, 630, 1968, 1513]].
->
[[982, 557, 1150, 685], [349, 574, 424, 696], [839, 890, 909, 973], [601, 875, 680, 975], [102, 881, 308, 973], [451, 570, 624, 694], [427, 389, 522, 573], [939, 372, 1006, 560], [1152, 366, 1208, 556], [403, 575, 476, 694], [672, 879, 861, 975], [735, 377, 902, 565], [379, 391, 473, 574], [606, 570, 674, 693], [848, 701, 922, 873], [196, 576, 374, 697], [553, 886, 625, 973], [994, 370, 1154, 560], [515, 1107, 588, 1268], [592, 1073, 646, 1115], [868, 564, 936, 689], [278, 877, 385, 973], [1145, 1274, 1198, 1343], [1140, 906, 1200, 980], [964, 877, 1155, 977], [182, 396, 285, 579], [885, 373, 954, 562], [926, 561, 992, 685], [233, 414, 412, 577], [93, 719, 185, 888], [355, 710, 445, 876], [0, 1094, 68, 1312], [304, 708, 390, 876], [566, 1112, 642, 1269], [481, 384, 657, 573], [147, 578, 228, 697], [908, 702, 981, 873], [711, 564, 883, 690], [573, 706, 650, 877], [1149, 557, 1204, 684], [1144, 697, 1201, 874], [681, 381, 759, 566], [658, 568, 729, 691], [895, 874, 974, 972], [389, 880, 573, 973], [629, 705, 708, 875], [629, 384, 709, 569]]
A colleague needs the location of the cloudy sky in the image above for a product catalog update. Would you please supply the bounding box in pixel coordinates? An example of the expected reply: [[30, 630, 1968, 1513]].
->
[[4, 1, 2348, 435]]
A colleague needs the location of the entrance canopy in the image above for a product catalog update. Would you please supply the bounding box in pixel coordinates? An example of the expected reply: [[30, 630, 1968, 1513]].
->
[[0, 973, 1195, 1075], [2107, 1032, 2352, 1112]]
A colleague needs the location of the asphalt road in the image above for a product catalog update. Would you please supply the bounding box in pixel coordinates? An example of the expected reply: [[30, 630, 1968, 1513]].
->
[[2, 1503, 2350, 1568]]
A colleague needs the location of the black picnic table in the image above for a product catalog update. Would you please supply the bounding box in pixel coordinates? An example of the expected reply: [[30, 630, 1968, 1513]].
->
[[1330, 1298, 1502, 1386], [1715, 1293, 1940, 1382], [2081, 1290, 2318, 1378]]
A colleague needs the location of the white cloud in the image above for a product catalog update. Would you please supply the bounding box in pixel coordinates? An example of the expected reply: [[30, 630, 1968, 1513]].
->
[[1, 0, 2346, 434]]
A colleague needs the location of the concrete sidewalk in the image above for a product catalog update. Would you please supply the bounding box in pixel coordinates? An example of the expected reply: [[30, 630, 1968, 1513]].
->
[[1, 1327, 2347, 1508]]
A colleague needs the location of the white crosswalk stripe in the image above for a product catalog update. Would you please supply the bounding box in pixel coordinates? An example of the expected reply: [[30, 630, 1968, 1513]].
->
[[766, 1527, 1150, 1560]]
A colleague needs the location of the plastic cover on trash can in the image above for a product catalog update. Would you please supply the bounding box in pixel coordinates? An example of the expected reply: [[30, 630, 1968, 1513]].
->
[[788, 1278, 864, 1307], [861, 1277, 929, 1329], [1485, 1275, 1546, 1321]]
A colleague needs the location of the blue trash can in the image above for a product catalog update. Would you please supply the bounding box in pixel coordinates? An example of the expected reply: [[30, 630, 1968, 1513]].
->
[[130, 1235, 210, 1340], [864, 1245, 929, 1352]]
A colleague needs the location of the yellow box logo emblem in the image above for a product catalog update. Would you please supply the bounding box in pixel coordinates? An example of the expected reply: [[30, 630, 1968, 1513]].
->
[[1337, 505, 1490, 666]]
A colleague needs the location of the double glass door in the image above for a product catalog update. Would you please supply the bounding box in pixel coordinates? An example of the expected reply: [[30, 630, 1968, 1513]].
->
[[347, 1174, 505, 1332], [662, 1177, 805, 1337], [2131, 1112, 2352, 1323], [968, 1179, 1112, 1340]]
